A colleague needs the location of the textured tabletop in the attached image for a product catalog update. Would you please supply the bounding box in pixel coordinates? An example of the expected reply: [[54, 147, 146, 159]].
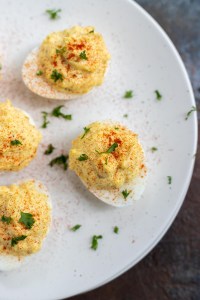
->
[[68, 1, 200, 299]]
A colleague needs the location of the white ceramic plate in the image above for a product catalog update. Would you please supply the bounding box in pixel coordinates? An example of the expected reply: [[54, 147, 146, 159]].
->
[[0, 0, 197, 299]]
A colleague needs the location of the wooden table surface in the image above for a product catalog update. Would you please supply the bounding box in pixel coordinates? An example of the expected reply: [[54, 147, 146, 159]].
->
[[68, 1, 200, 299]]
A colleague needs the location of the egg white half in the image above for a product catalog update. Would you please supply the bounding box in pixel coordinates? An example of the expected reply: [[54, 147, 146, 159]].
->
[[22, 48, 80, 100], [77, 121, 147, 207], [0, 180, 52, 272], [0, 109, 37, 176]]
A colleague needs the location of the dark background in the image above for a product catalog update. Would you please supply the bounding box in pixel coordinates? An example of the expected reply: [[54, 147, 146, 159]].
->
[[68, 1, 200, 299]]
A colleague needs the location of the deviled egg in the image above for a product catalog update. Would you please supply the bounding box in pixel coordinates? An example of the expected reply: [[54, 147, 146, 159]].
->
[[0, 180, 51, 271], [0, 100, 41, 171], [22, 26, 110, 100], [69, 121, 147, 207]]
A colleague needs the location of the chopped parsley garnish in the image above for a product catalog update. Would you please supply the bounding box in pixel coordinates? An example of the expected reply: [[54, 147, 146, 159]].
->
[[105, 143, 118, 153], [89, 30, 94, 33], [10, 140, 22, 146], [56, 47, 66, 55], [91, 235, 103, 250], [70, 224, 81, 232], [79, 50, 88, 60], [151, 147, 158, 152], [123, 114, 128, 118], [44, 144, 55, 155], [1, 215, 12, 225], [51, 105, 72, 120], [36, 70, 43, 76], [155, 90, 162, 100], [41, 111, 50, 128], [50, 69, 63, 82], [185, 106, 197, 120], [124, 90, 133, 98], [96, 143, 118, 155], [114, 226, 119, 234], [81, 127, 90, 139], [167, 176, 172, 185], [46, 9, 61, 20], [19, 212, 35, 229], [0, 63, 2, 70], [78, 154, 88, 161], [11, 235, 27, 247], [115, 127, 119, 130], [122, 189, 131, 199], [49, 154, 68, 170]]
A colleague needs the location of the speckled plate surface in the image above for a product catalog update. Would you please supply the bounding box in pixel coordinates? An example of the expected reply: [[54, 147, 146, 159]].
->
[[0, 0, 197, 299]]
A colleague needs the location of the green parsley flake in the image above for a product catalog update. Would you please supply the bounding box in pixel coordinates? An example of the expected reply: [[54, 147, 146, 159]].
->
[[78, 154, 88, 161], [56, 47, 66, 55], [46, 9, 61, 20], [96, 142, 118, 155], [0, 63, 2, 70], [11, 235, 27, 247], [114, 127, 119, 130], [19, 212, 35, 229], [44, 144, 55, 155], [36, 70, 43, 76], [123, 114, 128, 118], [114, 226, 119, 234], [185, 106, 197, 120], [122, 189, 131, 199], [155, 90, 162, 100], [41, 111, 50, 128], [49, 154, 68, 170], [91, 235, 103, 250], [1, 215, 12, 225], [50, 69, 63, 82], [51, 105, 72, 120], [10, 140, 22, 146], [105, 143, 118, 153], [81, 127, 90, 139], [70, 224, 81, 232], [151, 147, 158, 152], [89, 30, 94, 33], [79, 50, 88, 60], [124, 90, 133, 98], [167, 176, 172, 185]]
